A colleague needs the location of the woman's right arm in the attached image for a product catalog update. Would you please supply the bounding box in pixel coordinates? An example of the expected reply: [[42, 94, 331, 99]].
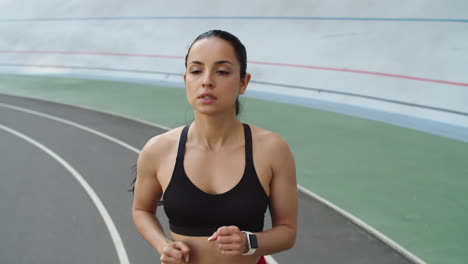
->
[[132, 137, 190, 263]]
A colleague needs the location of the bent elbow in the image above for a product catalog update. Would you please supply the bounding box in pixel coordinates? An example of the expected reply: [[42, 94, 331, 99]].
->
[[285, 228, 297, 250]]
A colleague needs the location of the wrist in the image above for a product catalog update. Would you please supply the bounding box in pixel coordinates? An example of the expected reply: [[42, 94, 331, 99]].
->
[[156, 238, 171, 254], [241, 231, 258, 255]]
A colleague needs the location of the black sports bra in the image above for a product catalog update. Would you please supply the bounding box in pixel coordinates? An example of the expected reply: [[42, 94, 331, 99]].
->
[[163, 123, 269, 236]]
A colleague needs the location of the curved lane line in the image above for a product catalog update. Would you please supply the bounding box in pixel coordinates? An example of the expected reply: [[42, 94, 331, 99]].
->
[[298, 185, 426, 264], [0, 103, 141, 154], [0, 123, 130, 264], [1, 50, 466, 87], [0, 96, 174, 131], [0, 100, 425, 263]]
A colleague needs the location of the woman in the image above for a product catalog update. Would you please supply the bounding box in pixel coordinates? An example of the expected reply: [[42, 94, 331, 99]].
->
[[132, 30, 297, 264]]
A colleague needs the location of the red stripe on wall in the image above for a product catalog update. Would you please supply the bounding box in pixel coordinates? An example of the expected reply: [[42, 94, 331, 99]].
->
[[1, 50, 466, 87]]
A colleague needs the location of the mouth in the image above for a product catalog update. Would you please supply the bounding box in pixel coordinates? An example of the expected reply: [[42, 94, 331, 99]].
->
[[198, 93, 217, 100]]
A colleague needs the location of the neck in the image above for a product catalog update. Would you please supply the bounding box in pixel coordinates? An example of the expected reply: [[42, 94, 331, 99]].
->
[[192, 112, 242, 150]]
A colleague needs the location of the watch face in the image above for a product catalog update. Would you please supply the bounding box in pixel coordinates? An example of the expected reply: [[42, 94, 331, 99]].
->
[[249, 234, 258, 249]]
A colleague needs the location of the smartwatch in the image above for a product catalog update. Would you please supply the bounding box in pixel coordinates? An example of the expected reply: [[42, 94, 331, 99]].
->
[[241, 231, 258, 255]]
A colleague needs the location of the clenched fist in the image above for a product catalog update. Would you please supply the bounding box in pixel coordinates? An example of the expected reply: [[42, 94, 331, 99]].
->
[[208, 226, 248, 256], [159, 241, 191, 264]]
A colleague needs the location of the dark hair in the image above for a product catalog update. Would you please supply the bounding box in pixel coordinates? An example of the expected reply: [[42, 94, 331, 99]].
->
[[184, 29, 247, 116]]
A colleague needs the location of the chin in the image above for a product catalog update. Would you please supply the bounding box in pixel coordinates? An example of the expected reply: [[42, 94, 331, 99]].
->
[[195, 108, 233, 117], [197, 110, 221, 116]]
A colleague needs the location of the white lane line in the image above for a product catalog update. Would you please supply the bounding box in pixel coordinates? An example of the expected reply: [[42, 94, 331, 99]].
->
[[298, 185, 427, 264], [0, 103, 140, 153], [265, 255, 278, 264], [0, 102, 279, 263], [0, 123, 130, 264], [0, 92, 173, 131]]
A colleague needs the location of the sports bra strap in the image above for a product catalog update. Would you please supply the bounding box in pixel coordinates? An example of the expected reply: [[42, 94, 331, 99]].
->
[[243, 123, 254, 168], [176, 125, 190, 160]]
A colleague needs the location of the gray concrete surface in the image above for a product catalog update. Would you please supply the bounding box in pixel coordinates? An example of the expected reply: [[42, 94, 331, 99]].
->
[[0, 94, 416, 263], [0, 0, 467, 127], [0, 130, 118, 263]]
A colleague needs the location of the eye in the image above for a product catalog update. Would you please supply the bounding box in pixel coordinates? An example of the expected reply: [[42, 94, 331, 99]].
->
[[217, 70, 230, 75], [190, 69, 201, 74]]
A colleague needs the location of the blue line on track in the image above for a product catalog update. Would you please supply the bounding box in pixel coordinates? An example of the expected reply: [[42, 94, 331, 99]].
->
[[0, 16, 467, 23]]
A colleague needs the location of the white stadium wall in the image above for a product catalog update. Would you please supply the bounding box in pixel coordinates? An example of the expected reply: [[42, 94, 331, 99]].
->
[[1, 0, 467, 128]]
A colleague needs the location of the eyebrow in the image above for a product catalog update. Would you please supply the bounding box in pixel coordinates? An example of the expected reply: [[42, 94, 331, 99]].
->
[[188, 60, 234, 66]]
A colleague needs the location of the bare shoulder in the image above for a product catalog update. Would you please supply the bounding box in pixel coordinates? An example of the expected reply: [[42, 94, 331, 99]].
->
[[249, 124, 295, 186], [139, 126, 185, 165], [249, 124, 291, 154]]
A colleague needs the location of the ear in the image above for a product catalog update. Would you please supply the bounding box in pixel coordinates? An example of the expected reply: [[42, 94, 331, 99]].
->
[[239, 73, 251, 95], [183, 73, 187, 84]]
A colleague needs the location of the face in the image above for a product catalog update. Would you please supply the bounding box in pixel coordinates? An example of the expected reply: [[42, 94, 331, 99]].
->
[[184, 37, 250, 116]]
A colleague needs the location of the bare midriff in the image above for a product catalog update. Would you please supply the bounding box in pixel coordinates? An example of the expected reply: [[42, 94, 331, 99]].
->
[[171, 232, 260, 264]]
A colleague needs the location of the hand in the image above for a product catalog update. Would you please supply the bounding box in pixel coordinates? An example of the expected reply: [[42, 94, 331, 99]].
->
[[208, 226, 248, 256], [159, 241, 191, 264]]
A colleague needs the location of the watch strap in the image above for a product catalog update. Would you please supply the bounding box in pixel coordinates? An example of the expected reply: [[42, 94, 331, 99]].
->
[[241, 231, 257, 255]]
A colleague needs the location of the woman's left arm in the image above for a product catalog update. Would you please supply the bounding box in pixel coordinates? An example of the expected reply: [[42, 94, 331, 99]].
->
[[254, 133, 297, 255]]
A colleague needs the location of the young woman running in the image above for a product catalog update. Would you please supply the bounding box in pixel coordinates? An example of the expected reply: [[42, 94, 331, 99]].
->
[[132, 30, 297, 264]]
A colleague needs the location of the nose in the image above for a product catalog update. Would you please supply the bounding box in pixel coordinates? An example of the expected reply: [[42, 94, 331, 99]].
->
[[201, 72, 214, 88]]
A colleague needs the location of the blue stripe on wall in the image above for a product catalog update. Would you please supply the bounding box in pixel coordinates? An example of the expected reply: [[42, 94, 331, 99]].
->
[[1, 16, 467, 23]]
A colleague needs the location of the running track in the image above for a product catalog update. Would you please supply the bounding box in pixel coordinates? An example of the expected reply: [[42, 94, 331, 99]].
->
[[0, 93, 415, 263]]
